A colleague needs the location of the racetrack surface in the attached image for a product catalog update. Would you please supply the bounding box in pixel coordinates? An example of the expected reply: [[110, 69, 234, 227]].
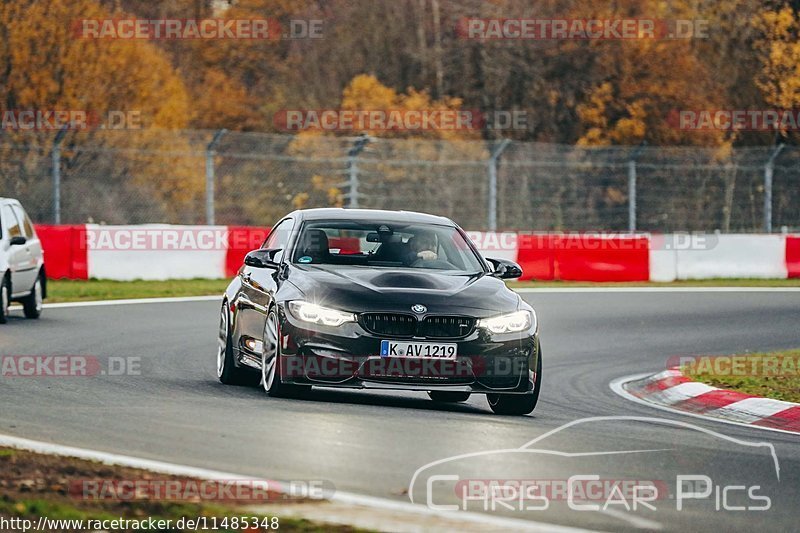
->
[[1, 291, 799, 532]]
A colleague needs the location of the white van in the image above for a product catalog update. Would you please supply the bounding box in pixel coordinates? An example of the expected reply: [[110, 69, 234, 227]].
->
[[0, 198, 45, 323]]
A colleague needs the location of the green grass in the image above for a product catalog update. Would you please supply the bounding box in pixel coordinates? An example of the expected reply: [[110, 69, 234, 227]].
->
[[682, 350, 800, 403], [0, 499, 349, 532], [47, 279, 229, 303], [0, 445, 369, 532], [40, 277, 800, 305]]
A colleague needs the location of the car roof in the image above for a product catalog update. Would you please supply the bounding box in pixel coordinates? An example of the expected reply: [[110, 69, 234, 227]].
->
[[290, 208, 454, 226]]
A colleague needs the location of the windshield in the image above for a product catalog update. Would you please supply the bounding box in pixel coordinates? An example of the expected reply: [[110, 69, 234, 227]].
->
[[292, 220, 485, 273]]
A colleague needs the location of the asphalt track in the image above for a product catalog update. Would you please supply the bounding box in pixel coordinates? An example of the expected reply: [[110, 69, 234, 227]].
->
[[1, 290, 799, 532]]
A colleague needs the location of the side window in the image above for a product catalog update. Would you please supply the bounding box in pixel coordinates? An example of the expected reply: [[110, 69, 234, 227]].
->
[[12, 205, 34, 237], [263, 218, 293, 251], [1, 205, 22, 239]]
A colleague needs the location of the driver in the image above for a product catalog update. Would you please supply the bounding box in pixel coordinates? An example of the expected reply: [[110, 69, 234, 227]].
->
[[405, 230, 438, 264]]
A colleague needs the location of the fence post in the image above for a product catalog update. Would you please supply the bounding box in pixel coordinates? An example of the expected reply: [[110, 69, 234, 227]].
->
[[487, 139, 511, 231], [51, 126, 69, 224], [627, 142, 647, 233], [205, 129, 227, 226], [627, 159, 637, 232], [764, 143, 785, 233], [346, 135, 369, 208]]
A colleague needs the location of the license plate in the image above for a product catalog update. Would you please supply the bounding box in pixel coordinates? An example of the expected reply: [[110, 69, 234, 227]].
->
[[380, 340, 457, 359]]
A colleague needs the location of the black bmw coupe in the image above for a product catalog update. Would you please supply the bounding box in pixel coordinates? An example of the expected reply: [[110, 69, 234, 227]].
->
[[217, 208, 541, 415]]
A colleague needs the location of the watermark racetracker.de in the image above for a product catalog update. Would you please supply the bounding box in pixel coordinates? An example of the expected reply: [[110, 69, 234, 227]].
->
[[457, 18, 710, 40], [1, 109, 142, 130], [73, 18, 323, 40], [667, 354, 800, 378], [0, 355, 142, 378], [68, 478, 334, 503], [273, 109, 530, 133]]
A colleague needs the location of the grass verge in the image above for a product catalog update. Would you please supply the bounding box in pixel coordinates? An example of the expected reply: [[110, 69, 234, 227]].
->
[[40, 277, 800, 305], [46, 279, 229, 303], [0, 446, 365, 532], [682, 350, 800, 403]]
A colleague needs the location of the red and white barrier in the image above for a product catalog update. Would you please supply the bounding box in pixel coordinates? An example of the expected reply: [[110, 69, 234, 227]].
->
[[650, 234, 788, 281], [33, 224, 800, 282], [85, 225, 229, 281], [35, 225, 270, 281]]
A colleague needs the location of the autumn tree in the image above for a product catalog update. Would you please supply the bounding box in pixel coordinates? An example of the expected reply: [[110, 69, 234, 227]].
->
[[0, 0, 198, 223], [284, 74, 488, 214], [753, 5, 800, 140]]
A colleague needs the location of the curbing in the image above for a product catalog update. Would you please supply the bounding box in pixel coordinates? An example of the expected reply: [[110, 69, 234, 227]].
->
[[621, 368, 800, 434]]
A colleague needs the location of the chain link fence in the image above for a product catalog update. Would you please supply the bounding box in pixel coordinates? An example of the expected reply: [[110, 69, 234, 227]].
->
[[1, 129, 798, 232]]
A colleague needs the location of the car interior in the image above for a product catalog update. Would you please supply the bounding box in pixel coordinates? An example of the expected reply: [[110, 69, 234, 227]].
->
[[291, 223, 480, 272]]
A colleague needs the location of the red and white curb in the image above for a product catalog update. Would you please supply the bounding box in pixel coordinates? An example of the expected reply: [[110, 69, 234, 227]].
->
[[612, 369, 800, 435]]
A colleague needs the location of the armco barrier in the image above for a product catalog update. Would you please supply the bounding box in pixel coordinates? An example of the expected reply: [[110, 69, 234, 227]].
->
[[30, 225, 798, 282], [671, 234, 787, 280], [515, 233, 649, 282], [787, 236, 800, 279], [515, 234, 556, 281], [84, 225, 229, 281], [554, 234, 650, 282], [225, 226, 271, 278], [34, 225, 88, 280]]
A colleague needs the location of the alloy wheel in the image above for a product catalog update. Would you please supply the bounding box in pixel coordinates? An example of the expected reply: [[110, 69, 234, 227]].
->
[[217, 303, 229, 378], [261, 311, 279, 392]]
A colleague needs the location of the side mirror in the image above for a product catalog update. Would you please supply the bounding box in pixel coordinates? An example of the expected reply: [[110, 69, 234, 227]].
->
[[486, 257, 523, 280], [244, 248, 281, 269], [10, 236, 27, 246]]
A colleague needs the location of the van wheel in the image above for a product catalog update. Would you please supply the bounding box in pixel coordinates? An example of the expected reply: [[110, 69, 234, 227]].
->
[[22, 274, 44, 319], [0, 275, 9, 324]]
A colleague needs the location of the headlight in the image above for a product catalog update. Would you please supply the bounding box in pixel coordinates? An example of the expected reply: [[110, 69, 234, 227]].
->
[[288, 301, 356, 327], [478, 310, 533, 334]]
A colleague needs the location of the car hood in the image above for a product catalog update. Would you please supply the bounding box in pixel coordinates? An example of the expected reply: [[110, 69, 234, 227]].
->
[[285, 264, 519, 316]]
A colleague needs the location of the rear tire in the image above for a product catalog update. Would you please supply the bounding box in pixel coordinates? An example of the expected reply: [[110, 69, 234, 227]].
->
[[487, 346, 543, 416], [428, 391, 471, 403], [0, 275, 9, 324], [22, 274, 43, 319], [217, 301, 256, 385]]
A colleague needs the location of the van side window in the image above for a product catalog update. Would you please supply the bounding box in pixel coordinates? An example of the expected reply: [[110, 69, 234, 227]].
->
[[12, 205, 35, 237], [1, 205, 22, 238]]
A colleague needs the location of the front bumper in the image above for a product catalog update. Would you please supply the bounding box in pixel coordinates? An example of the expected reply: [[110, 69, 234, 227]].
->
[[274, 306, 539, 394]]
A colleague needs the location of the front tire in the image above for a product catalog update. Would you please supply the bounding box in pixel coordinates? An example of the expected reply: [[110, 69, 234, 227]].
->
[[22, 274, 44, 319], [428, 391, 471, 403], [487, 346, 543, 416], [217, 301, 255, 385], [261, 309, 310, 398]]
